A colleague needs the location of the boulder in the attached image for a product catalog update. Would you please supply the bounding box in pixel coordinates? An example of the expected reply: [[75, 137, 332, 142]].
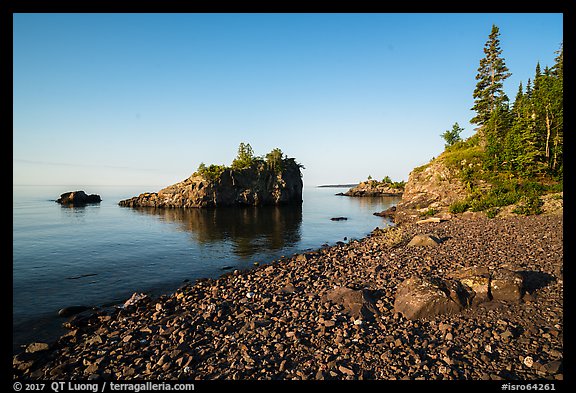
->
[[490, 268, 524, 301], [393, 276, 470, 320], [395, 267, 526, 319], [373, 206, 397, 217], [407, 234, 442, 247], [447, 266, 491, 306], [57, 191, 101, 205], [58, 305, 92, 317], [324, 287, 379, 320]]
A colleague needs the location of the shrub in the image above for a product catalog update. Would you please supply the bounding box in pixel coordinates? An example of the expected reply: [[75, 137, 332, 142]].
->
[[420, 208, 438, 217], [486, 207, 500, 219], [513, 195, 543, 215], [449, 200, 469, 213], [196, 163, 227, 181]]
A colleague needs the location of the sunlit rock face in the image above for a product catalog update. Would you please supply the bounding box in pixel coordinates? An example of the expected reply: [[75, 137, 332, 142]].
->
[[119, 162, 303, 208]]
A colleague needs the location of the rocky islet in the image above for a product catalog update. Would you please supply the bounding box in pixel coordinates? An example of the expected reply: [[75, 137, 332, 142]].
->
[[118, 161, 303, 208]]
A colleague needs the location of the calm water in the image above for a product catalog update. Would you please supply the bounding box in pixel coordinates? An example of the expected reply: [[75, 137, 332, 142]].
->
[[13, 185, 399, 352]]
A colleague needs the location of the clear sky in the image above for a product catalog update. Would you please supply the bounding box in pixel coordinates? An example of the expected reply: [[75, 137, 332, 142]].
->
[[13, 13, 563, 188]]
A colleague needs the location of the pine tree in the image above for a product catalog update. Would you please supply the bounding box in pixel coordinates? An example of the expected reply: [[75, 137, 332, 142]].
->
[[231, 142, 255, 170], [471, 25, 512, 140], [441, 122, 464, 148]]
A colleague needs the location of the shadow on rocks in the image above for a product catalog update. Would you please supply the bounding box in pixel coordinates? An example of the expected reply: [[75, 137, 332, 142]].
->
[[517, 270, 556, 294]]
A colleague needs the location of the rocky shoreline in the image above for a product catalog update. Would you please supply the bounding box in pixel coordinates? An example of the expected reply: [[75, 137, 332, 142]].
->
[[13, 209, 563, 381]]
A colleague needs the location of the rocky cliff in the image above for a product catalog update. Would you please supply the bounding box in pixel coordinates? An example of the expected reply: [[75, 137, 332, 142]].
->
[[119, 162, 303, 208], [397, 158, 467, 211], [393, 157, 468, 223]]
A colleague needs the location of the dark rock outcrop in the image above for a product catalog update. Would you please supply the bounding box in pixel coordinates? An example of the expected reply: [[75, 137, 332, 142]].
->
[[373, 206, 396, 217], [393, 276, 470, 320], [119, 162, 303, 208], [394, 267, 525, 319], [56, 191, 101, 205]]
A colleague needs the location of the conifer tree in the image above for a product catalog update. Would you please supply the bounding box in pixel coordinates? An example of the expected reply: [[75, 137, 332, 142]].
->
[[471, 24, 512, 148]]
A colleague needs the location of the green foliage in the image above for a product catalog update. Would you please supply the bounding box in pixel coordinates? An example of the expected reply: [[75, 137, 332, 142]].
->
[[195, 163, 227, 181], [449, 200, 469, 214], [196, 143, 303, 180], [486, 207, 500, 219], [231, 142, 256, 170], [471, 24, 512, 128], [441, 122, 464, 148], [512, 195, 543, 215], [364, 175, 405, 190], [265, 148, 285, 174], [420, 208, 438, 217], [441, 31, 562, 217]]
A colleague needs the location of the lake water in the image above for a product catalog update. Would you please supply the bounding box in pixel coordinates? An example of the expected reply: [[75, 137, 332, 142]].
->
[[12, 185, 399, 353]]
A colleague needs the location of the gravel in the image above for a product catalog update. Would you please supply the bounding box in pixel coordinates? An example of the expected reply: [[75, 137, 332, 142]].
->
[[13, 212, 563, 381]]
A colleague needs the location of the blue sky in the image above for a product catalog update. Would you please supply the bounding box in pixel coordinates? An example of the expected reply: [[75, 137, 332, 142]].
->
[[13, 13, 563, 187]]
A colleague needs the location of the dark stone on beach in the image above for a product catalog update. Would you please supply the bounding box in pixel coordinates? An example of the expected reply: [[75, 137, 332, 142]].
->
[[324, 287, 379, 320], [407, 233, 441, 247], [393, 276, 468, 319], [26, 342, 50, 353], [490, 269, 524, 301], [447, 266, 491, 306], [57, 191, 101, 205], [331, 217, 348, 221], [374, 206, 397, 217], [58, 305, 91, 317]]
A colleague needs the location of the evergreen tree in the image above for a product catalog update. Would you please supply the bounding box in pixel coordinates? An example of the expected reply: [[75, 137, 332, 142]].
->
[[471, 25, 512, 143], [231, 142, 255, 170], [265, 148, 285, 173], [441, 122, 464, 148]]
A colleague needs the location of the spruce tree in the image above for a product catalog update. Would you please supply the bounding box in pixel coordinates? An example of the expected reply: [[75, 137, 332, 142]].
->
[[471, 25, 512, 134]]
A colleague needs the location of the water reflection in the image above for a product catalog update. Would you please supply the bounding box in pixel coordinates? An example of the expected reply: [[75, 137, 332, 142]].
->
[[130, 205, 302, 258]]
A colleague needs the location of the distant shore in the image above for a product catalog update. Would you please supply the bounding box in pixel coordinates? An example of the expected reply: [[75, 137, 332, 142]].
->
[[317, 184, 359, 188], [13, 208, 563, 381]]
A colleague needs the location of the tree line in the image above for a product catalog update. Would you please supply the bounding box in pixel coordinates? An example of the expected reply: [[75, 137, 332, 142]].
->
[[195, 143, 304, 181], [442, 25, 563, 180]]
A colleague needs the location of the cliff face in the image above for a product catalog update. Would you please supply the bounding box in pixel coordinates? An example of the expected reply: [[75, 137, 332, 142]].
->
[[119, 163, 303, 208], [394, 157, 468, 225]]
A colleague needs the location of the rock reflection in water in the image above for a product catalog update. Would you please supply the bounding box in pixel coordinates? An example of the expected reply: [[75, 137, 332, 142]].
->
[[131, 205, 302, 258]]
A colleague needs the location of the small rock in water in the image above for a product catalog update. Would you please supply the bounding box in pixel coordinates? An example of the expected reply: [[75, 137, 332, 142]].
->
[[330, 217, 348, 221], [58, 305, 91, 317]]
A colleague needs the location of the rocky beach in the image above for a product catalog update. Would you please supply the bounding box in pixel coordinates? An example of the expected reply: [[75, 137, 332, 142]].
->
[[13, 208, 563, 381]]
